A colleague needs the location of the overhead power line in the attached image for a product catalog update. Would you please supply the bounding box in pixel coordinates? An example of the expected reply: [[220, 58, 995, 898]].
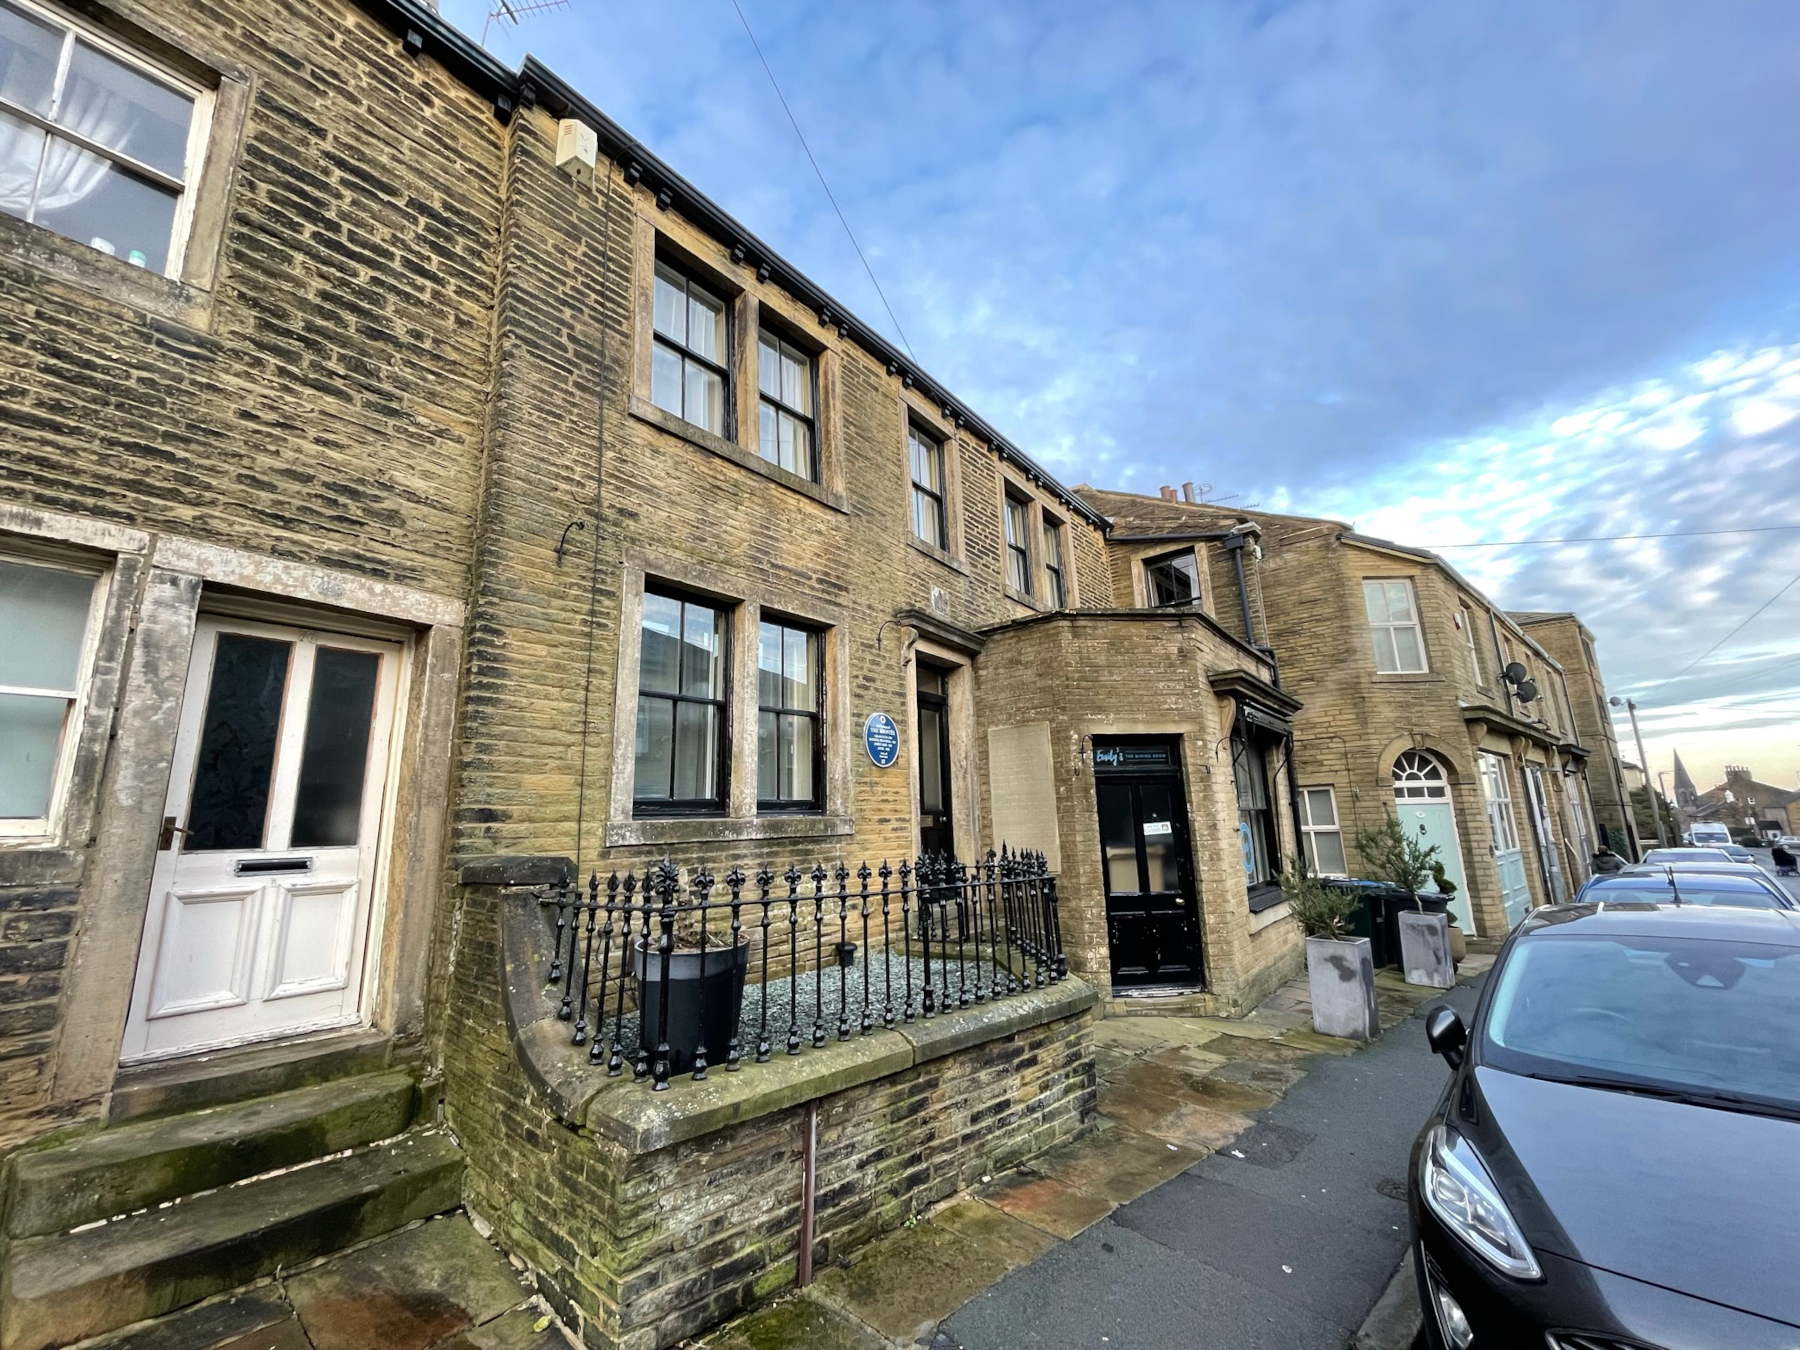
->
[[728, 0, 917, 361], [1428, 524, 1800, 548], [1670, 568, 1800, 682]]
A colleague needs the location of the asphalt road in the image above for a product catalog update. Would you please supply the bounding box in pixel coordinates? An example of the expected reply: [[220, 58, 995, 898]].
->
[[943, 978, 1485, 1350]]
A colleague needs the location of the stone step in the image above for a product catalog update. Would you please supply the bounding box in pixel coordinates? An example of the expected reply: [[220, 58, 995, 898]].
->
[[108, 1030, 401, 1125], [0, 1130, 463, 1350], [5, 1070, 420, 1239]]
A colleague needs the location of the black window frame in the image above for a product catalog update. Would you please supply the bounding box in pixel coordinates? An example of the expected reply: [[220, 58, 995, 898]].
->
[[909, 422, 948, 550], [650, 258, 732, 437], [632, 587, 731, 818], [1003, 490, 1033, 596], [1043, 515, 1068, 608], [1231, 721, 1286, 910], [756, 616, 825, 814], [756, 325, 818, 481], [1145, 548, 1200, 607]]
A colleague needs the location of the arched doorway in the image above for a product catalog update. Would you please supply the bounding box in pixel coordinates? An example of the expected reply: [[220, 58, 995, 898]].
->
[[1391, 750, 1470, 928]]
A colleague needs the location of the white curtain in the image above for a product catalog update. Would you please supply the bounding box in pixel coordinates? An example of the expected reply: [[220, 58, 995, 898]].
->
[[0, 62, 130, 218]]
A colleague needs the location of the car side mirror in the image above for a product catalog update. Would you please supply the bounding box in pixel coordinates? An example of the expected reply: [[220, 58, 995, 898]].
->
[[1426, 1005, 1467, 1068]]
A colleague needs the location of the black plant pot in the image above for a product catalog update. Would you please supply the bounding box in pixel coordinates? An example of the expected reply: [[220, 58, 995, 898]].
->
[[631, 935, 750, 1075]]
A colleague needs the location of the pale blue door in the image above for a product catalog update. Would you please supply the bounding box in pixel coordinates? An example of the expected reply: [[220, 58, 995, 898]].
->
[[1398, 801, 1470, 929], [1495, 852, 1531, 925]]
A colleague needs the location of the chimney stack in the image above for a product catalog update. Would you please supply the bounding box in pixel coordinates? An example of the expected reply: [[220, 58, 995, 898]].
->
[[1181, 482, 1196, 503], [1159, 485, 1177, 500]]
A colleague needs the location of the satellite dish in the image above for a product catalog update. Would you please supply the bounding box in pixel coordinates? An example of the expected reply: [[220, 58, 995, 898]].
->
[[1515, 679, 1539, 703], [1503, 662, 1527, 684]]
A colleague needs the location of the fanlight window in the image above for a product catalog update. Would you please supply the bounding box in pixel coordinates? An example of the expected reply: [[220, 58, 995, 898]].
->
[[1392, 749, 1448, 801]]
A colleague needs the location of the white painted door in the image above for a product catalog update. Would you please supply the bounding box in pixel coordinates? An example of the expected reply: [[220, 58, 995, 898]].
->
[[1479, 752, 1531, 928], [122, 616, 401, 1063], [1391, 750, 1470, 929]]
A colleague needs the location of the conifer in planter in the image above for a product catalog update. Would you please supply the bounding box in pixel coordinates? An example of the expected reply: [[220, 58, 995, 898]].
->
[[1284, 863, 1380, 1041], [632, 908, 750, 1079]]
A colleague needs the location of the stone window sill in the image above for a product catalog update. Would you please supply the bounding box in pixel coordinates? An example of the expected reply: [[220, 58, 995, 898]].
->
[[627, 396, 848, 513], [1, 213, 214, 330], [1004, 586, 1042, 611], [1371, 672, 1444, 684], [906, 535, 968, 576], [604, 813, 854, 848], [1246, 881, 1286, 914], [1248, 899, 1293, 934]]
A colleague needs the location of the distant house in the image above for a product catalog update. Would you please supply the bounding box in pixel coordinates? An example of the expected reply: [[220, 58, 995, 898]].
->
[[1687, 765, 1798, 837]]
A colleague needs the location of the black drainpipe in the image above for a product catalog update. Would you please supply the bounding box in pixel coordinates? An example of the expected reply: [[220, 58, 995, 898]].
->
[[1222, 532, 1256, 646]]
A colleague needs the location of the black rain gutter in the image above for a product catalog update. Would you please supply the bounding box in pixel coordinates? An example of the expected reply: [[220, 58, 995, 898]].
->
[[1109, 531, 1236, 544], [349, 0, 1106, 531]]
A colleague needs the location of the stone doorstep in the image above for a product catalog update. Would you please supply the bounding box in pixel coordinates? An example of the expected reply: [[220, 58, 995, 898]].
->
[[67, 1214, 572, 1350], [577, 979, 1100, 1154], [106, 1030, 405, 1126], [6, 1070, 420, 1239], [0, 1131, 465, 1350]]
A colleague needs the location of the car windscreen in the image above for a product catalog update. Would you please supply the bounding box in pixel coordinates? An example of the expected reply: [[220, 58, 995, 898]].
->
[[1482, 933, 1800, 1113], [1586, 880, 1786, 909]]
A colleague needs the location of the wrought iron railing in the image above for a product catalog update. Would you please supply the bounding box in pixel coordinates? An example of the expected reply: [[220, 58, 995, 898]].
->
[[540, 849, 1066, 1090]]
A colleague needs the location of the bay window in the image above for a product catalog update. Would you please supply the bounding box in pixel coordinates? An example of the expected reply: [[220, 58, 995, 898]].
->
[[1364, 578, 1428, 673]]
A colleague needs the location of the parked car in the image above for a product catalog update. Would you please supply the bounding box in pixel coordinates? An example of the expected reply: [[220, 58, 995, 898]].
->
[[1720, 844, 1759, 865], [1640, 846, 1735, 866], [1776, 835, 1800, 851], [1410, 904, 1800, 1348], [1581, 869, 1794, 910]]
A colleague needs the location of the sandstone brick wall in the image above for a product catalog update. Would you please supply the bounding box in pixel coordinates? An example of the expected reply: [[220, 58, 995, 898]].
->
[[0, 0, 500, 1144], [446, 884, 1094, 1350], [973, 613, 1304, 1011], [1515, 615, 1636, 857], [1073, 489, 1591, 937]]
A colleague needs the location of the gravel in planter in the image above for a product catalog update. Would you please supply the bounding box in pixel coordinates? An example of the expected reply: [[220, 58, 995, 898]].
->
[[597, 947, 1027, 1069]]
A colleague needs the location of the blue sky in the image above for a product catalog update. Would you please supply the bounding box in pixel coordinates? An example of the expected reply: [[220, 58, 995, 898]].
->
[[446, 0, 1800, 793]]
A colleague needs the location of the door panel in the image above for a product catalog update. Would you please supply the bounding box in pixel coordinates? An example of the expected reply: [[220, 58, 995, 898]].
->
[[1098, 752, 1204, 989], [146, 884, 260, 1018], [122, 616, 401, 1064], [1399, 803, 1470, 929], [1497, 852, 1531, 926], [265, 879, 360, 1000]]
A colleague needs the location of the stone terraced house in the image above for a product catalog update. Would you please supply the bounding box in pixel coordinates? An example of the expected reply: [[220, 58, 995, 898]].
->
[[1075, 487, 1618, 940], [1509, 611, 1641, 860], [0, 2, 1319, 1346]]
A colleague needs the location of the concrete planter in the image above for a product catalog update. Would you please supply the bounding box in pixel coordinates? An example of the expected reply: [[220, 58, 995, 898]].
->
[[1305, 936, 1379, 1041], [1397, 910, 1455, 990]]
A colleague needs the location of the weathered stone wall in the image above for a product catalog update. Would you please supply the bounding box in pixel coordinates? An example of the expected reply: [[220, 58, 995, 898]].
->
[[1074, 490, 1590, 937], [445, 884, 1094, 1350], [0, 0, 500, 1147], [972, 612, 1304, 1011]]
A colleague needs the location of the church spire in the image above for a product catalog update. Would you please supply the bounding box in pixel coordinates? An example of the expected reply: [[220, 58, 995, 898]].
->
[[1672, 751, 1699, 807]]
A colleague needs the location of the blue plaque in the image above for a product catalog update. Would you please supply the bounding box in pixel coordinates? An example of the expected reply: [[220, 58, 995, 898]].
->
[[863, 712, 900, 768]]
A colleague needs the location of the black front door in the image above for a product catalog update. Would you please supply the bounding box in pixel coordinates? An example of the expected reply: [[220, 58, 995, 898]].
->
[[916, 664, 954, 857], [1096, 740, 1203, 988]]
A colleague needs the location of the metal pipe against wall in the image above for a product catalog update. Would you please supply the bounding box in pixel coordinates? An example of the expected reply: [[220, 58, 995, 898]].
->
[[1222, 533, 1256, 646], [797, 1098, 819, 1287]]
